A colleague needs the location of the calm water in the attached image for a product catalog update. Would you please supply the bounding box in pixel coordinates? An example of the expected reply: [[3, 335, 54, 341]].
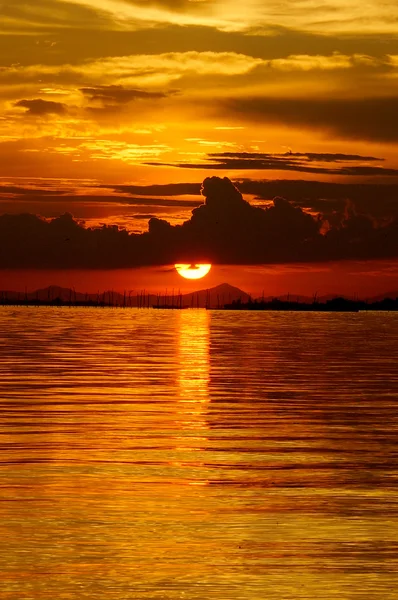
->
[[0, 307, 397, 599]]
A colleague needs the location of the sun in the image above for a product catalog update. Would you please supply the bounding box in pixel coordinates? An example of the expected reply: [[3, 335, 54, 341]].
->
[[175, 264, 212, 280]]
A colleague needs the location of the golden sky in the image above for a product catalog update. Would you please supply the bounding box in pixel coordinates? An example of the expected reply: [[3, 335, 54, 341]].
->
[[0, 0, 398, 237]]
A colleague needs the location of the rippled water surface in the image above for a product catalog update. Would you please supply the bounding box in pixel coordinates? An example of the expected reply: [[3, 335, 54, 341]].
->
[[0, 307, 397, 599]]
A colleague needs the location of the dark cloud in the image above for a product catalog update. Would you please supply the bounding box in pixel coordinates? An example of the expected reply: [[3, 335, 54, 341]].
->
[[2, 179, 397, 220], [101, 179, 398, 219], [236, 179, 398, 219], [219, 97, 398, 143], [132, 214, 157, 220], [80, 85, 168, 104], [147, 151, 398, 176], [0, 185, 68, 196], [124, 0, 211, 12], [0, 193, 199, 209], [1, 177, 398, 268], [15, 99, 67, 116], [273, 152, 382, 162], [81, 86, 170, 118], [107, 183, 201, 196]]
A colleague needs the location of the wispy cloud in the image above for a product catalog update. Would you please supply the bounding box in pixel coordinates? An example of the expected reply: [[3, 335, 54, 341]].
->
[[0, 51, 264, 89], [58, 0, 398, 34], [267, 53, 381, 71], [147, 150, 398, 176]]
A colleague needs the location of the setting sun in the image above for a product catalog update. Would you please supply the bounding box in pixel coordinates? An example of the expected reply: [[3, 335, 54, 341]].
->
[[175, 264, 212, 280]]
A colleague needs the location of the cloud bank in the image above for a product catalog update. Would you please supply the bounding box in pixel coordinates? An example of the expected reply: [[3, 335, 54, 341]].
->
[[1, 177, 398, 268], [220, 97, 398, 143]]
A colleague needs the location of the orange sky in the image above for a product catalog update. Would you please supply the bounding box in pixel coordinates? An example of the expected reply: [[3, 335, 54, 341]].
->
[[1, 1, 398, 292], [2, 260, 398, 298]]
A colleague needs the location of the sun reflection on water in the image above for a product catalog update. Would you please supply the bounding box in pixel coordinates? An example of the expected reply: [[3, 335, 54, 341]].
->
[[174, 309, 210, 463], [177, 309, 210, 404]]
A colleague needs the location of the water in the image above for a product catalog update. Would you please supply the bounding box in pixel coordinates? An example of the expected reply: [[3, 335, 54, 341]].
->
[[0, 307, 397, 599]]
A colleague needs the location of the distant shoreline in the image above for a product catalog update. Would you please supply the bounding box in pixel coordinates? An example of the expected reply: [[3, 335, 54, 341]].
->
[[1, 283, 397, 311], [218, 298, 398, 312], [1, 298, 398, 312]]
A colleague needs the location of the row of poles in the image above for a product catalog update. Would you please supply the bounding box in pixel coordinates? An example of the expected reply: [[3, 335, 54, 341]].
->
[[0, 289, 229, 309]]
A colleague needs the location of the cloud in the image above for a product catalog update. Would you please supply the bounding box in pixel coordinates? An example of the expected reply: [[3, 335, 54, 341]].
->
[[286, 153, 382, 163], [237, 179, 398, 219], [79, 84, 170, 117], [0, 184, 202, 209], [2, 176, 398, 268], [0, 0, 111, 32], [3, 178, 397, 227], [80, 85, 168, 104], [0, 184, 69, 196], [147, 151, 398, 176], [107, 183, 202, 196], [14, 99, 67, 116], [1, 21, 396, 74], [268, 53, 354, 71], [102, 179, 398, 219], [2, 50, 393, 90], [219, 96, 398, 143], [132, 213, 157, 220], [0, 51, 263, 88], [55, 0, 398, 35], [125, 0, 214, 12], [264, 52, 385, 72]]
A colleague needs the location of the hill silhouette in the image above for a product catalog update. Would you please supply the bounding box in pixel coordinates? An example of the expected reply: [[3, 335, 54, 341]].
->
[[0, 283, 250, 308]]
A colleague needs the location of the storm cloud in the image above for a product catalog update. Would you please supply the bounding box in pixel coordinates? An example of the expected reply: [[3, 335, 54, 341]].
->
[[1, 177, 398, 268]]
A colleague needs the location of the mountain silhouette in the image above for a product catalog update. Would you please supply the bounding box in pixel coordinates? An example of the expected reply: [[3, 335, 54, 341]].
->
[[0, 282, 250, 308], [1, 283, 397, 308]]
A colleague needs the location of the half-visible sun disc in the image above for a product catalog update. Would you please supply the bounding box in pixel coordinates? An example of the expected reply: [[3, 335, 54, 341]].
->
[[175, 264, 212, 280]]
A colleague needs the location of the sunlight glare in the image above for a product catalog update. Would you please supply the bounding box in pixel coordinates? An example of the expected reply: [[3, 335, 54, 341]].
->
[[175, 264, 212, 280]]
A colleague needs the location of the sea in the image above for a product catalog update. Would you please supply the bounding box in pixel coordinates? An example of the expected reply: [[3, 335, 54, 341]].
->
[[0, 307, 397, 599]]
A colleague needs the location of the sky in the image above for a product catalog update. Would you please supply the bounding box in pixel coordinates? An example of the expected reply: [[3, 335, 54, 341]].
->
[[1, 0, 398, 295]]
